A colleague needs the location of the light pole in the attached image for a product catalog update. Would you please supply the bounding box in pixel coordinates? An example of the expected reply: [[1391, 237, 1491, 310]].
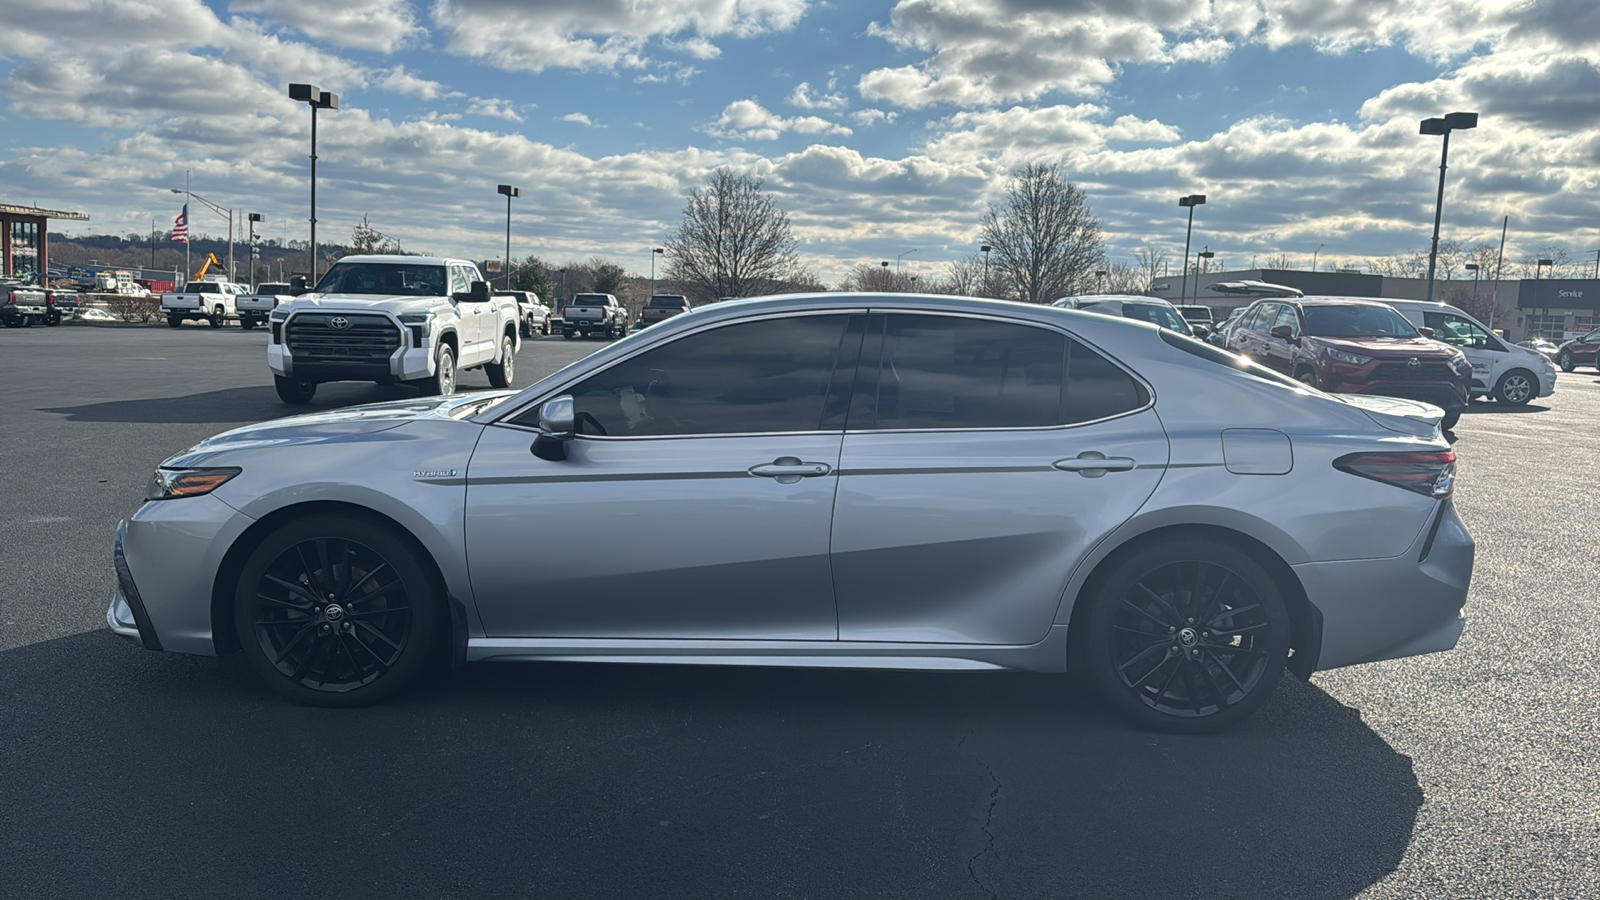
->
[[880, 260, 890, 291], [1095, 268, 1108, 291], [1312, 243, 1324, 272], [559, 268, 568, 298], [980, 243, 991, 295], [1465, 262, 1480, 303], [170, 188, 234, 280], [897, 248, 917, 272], [496, 184, 519, 288], [289, 83, 339, 283], [1197, 249, 1215, 278], [1535, 257, 1553, 282], [651, 247, 664, 297], [248, 212, 263, 288], [1178, 194, 1206, 303], [1420, 111, 1479, 301]]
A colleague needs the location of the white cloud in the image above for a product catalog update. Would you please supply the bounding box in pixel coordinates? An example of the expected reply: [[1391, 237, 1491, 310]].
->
[[465, 97, 524, 122], [431, 0, 810, 73], [376, 66, 447, 99], [228, 0, 424, 52], [561, 112, 593, 125], [788, 80, 846, 110], [706, 99, 851, 141], [851, 108, 898, 126]]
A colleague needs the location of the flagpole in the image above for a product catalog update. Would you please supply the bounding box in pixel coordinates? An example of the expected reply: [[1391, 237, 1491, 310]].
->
[[184, 169, 191, 280]]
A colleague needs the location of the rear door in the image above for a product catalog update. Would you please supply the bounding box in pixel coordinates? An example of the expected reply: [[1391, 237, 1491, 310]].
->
[[829, 312, 1168, 645]]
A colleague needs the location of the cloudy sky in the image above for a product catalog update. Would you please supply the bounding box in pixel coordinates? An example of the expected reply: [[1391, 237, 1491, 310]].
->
[[2, 0, 1597, 282]]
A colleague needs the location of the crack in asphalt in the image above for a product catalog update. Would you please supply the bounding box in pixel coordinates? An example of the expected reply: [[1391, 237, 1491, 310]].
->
[[962, 728, 1003, 900]]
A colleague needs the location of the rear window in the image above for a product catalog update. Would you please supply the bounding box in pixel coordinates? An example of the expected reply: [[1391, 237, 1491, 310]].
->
[[571, 294, 609, 305], [648, 295, 687, 308], [257, 283, 289, 293], [182, 282, 219, 292]]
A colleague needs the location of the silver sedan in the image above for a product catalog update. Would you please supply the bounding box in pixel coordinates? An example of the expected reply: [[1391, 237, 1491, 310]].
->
[[108, 293, 1473, 732]]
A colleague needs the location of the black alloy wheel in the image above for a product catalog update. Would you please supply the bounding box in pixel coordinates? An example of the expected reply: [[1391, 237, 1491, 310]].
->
[[44, 310, 61, 326], [1079, 540, 1290, 733], [168, 316, 182, 328], [209, 306, 224, 328], [234, 515, 439, 706], [1558, 350, 1574, 372]]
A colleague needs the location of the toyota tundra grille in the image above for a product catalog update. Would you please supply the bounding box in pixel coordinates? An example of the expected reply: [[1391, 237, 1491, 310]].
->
[[286, 314, 402, 363]]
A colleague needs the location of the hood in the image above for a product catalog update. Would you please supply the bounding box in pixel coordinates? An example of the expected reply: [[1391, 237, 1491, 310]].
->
[[1310, 336, 1456, 358], [283, 293, 446, 315], [162, 391, 514, 467], [1335, 394, 1442, 437]]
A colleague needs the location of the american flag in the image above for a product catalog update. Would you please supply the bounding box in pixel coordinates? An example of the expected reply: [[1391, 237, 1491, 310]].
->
[[172, 204, 189, 244]]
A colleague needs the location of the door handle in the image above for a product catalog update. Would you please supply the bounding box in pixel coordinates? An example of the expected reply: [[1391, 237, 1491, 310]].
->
[[749, 456, 832, 483], [1053, 453, 1137, 476]]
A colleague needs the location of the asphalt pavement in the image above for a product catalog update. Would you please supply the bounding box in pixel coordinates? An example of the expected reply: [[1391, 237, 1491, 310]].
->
[[1, 323, 1596, 898]]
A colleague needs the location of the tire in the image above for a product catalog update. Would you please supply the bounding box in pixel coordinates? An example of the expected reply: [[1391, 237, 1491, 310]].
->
[[232, 513, 441, 707], [1441, 410, 1461, 430], [1493, 370, 1535, 405], [1076, 539, 1291, 733], [168, 316, 183, 328], [542, 316, 552, 335], [486, 335, 515, 388], [240, 317, 256, 331], [422, 345, 456, 396], [0, 317, 17, 328], [274, 375, 317, 404], [564, 329, 576, 340], [1293, 367, 1322, 390], [44, 311, 61, 327], [1557, 351, 1574, 372], [209, 306, 224, 328], [520, 317, 532, 339]]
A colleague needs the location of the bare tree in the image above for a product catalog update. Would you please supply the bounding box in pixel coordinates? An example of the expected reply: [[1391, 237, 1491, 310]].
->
[[1102, 262, 1146, 294], [340, 214, 397, 258], [838, 261, 910, 293], [1132, 243, 1165, 293], [1512, 246, 1574, 279], [665, 169, 803, 304], [979, 163, 1105, 303], [1261, 253, 1295, 271]]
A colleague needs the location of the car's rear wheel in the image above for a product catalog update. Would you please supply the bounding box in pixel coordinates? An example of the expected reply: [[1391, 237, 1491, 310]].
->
[[167, 316, 182, 328], [209, 306, 224, 328], [274, 375, 317, 404], [1293, 367, 1322, 389], [240, 317, 256, 330], [1494, 370, 1534, 405], [44, 310, 61, 326], [564, 329, 576, 340], [486, 335, 515, 388], [1077, 539, 1291, 733], [1557, 350, 1574, 372], [233, 514, 440, 707]]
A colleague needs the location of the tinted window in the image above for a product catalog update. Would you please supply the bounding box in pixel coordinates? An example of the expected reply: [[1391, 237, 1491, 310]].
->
[[1272, 305, 1301, 335], [1120, 303, 1191, 334], [853, 315, 1145, 430], [1303, 305, 1419, 338], [1240, 304, 1273, 332], [1424, 311, 1490, 348], [648, 295, 688, 308], [565, 314, 852, 436]]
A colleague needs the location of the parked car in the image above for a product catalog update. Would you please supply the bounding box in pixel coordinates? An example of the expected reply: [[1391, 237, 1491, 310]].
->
[[109, 293, 1472, 733], [639, 293, 692, 327], [562, 292, 629, 339], [266, 255, 520, 403], [1053, 295, 1194, 336], [1517, 337, 1562, 363], [1226, 297, 1471, 428], [1554, 329, 1600, 372], [2, 284, 63, 327], [1380, 298, 1556, 405], [1209, 307, 1247, 346], [1175, 305, 1214, 337], [162, 280, 248, 328], [237, 282, 294, 330], [496, 290, 552, 338]]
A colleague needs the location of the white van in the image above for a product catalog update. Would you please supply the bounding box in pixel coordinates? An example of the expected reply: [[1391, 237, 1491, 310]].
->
[[1380, 299, 1556, 405]]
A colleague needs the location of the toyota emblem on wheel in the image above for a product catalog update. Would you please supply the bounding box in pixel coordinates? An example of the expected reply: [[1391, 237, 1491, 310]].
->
[[329, 316, 351, 329]]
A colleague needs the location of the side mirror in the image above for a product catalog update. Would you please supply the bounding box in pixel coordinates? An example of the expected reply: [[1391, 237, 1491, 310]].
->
[[289, 274, 309, 296], [1418, 326, 1436, 338], [1269, 324, 1297, 342], [456, 281, 492, 303], [531, 395, 575, 461]]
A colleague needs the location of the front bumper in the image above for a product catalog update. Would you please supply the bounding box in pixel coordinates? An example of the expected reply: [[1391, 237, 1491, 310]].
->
[[268, 342, 434, 383], [1297, 499, 1473, 670]]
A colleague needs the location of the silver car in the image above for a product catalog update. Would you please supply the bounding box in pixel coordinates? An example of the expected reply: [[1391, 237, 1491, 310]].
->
[[108, 293, 1473, 732]]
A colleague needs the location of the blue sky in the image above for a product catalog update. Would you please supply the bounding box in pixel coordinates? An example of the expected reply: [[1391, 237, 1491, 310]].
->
[[2, 1, 1597, 283]]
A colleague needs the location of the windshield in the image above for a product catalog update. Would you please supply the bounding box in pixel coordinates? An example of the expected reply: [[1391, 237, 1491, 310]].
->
[[1177, 306, 1212, 322], [314, 263, 447, 296], [1303, 305, 1420, 339]]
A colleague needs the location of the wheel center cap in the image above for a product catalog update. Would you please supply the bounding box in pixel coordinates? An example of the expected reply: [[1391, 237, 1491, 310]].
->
[[1178, 627, 1199, 647], [323, 604, 345, 623]]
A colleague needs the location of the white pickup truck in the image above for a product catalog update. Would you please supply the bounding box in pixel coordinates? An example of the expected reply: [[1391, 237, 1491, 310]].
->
[[266, 255, 521, 403], [236, 282, 294, 331], [161, 280, 248, 328]]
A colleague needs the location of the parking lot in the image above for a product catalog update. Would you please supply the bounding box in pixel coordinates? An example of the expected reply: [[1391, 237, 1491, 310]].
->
[[2, 323, 1598, 898]]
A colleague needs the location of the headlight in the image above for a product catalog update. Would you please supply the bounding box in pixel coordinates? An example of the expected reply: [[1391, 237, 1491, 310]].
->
[[146, 467, 241, 501], [1449, 350, 1468, 367], [399, 313, 432, 343], [1326, 348, 1372, 365]]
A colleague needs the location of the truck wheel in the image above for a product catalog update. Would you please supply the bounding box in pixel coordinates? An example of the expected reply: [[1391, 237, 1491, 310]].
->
[[422, 346, 456, 396], [542, 316, 552, 335], [564, 329, 576, 340], [274, 375, 317, 404], [44, 311, 61, 327], [167, 316, 182, 328], [209, 306, 224, 328], [486, 336, 515, 388], [240, 317, 256, 331], [519, 318, 531, 339]]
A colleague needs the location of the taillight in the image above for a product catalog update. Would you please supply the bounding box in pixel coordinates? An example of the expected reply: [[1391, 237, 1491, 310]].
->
[[5, 292, 13, 305], [1334, 450, 1455, 498]]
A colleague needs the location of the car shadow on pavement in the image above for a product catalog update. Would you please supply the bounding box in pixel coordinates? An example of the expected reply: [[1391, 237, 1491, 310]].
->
[[2, 631, 1421, 900], [39, 384, 421, 423], [1460, 401, 1550, 415]]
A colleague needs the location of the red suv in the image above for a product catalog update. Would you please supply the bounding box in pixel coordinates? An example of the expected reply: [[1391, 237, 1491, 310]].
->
[[1226, 298, 1472, 428], [1555, 329, 1600, 372]]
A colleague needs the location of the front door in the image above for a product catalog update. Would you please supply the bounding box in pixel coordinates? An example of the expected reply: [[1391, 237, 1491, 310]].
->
[[465, 312, 862, 640], [1424, 309, 1498, 392], [829, 313, 1168, 645]]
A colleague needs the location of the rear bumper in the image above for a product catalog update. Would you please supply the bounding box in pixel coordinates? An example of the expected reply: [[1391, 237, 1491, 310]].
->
[[1297, 500, 1473, 670]]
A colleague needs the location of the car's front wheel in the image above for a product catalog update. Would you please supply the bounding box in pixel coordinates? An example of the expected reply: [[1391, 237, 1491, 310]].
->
[[486, 335, 514, 388], [233, 514, 440, 706], [274, 375, 317, 404], [1494, 370, 1535, 405], [1557, 350, 1574, 372], [1293, 367, 1322, 390], [1077, 539, 1291, 733], [422, 345, 455, 396]]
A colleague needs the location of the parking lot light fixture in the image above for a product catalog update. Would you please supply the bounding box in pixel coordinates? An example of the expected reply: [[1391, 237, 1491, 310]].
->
[[1535, 258, 1553, 282], [1465, 262, 1480, 301], [497, 184, 519, 288], [1420, 111, 1478, 302], [289, 83, 339, 283], [651, 247, 664, 297], [980, 244, 992, 294], [1178, 194, 1206, 303], [248, 213, 263, 288], [1197, 249, 1215, 279], [171, 187, 234, 281]]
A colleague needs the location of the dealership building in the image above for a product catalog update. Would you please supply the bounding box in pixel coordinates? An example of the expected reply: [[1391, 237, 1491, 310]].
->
[[1149, 268, 1600, 341], [1, 202, 89, 279]]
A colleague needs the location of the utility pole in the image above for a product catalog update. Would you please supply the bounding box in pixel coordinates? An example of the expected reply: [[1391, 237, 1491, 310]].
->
[[1489, 215, 1507, 331]]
